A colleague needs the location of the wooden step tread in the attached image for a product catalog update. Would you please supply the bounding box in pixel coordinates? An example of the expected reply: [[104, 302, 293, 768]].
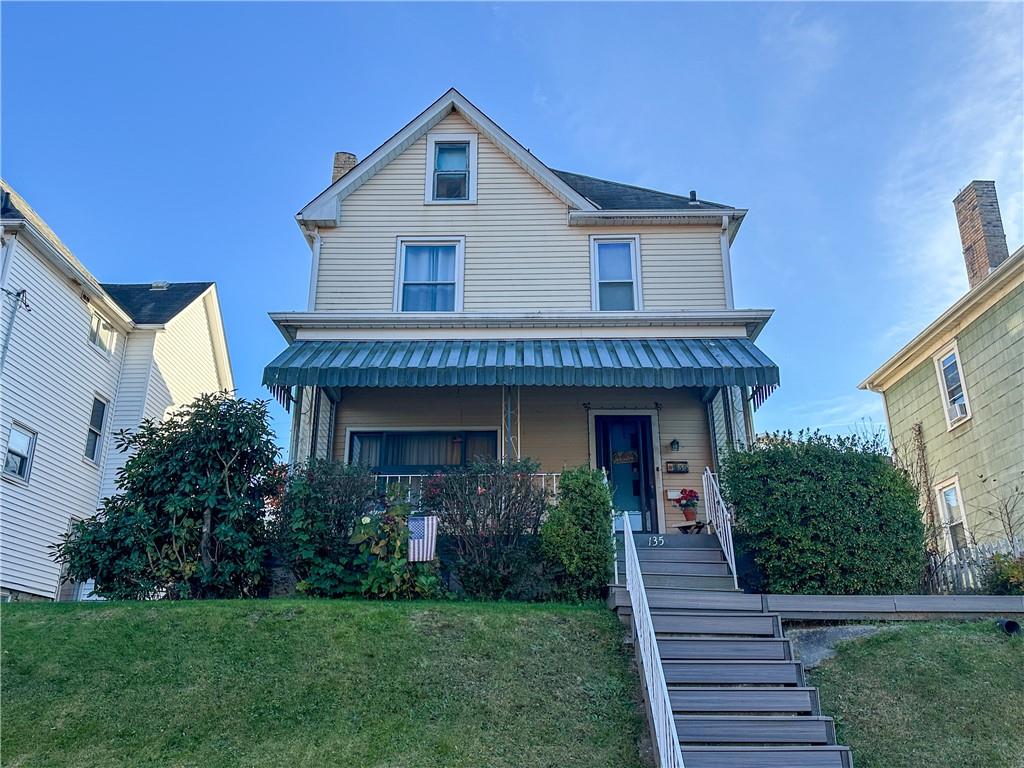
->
[[640, 561, 733, 576], [675, 715, 836, 745], [610, 586, 763, 612], [669, 686, 819, 715], [663, 660, 804, 686], [617, 533, 723, 549], [643, 573, 738, 590], [658, 637, 792, 661], [652, 612, 782, 637], [630, 548, 727, 562], [681, 745, 853, 768]]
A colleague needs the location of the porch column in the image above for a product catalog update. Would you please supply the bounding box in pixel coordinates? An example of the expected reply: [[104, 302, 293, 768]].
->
[[501, 385, 521, 460]]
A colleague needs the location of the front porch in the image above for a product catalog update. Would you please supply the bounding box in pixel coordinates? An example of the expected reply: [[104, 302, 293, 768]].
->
[[273, 381, 768, 533], [264, 336, 777, 534]]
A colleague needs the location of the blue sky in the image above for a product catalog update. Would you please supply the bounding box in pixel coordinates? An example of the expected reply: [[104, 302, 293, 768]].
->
[[3, 2, 1022, 448]]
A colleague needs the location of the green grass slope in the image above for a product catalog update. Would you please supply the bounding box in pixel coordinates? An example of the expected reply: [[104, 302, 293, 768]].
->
[[810, 621, 1024, 768], [2, 600, 645, 768]]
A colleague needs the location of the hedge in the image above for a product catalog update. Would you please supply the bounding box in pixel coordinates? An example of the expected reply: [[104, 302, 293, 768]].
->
[[720, 431, 925, 595]]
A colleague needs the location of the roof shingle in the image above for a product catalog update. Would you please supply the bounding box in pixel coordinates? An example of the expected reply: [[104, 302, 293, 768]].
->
[[102, 282, 212, 324], [550, 170, 731, 211]]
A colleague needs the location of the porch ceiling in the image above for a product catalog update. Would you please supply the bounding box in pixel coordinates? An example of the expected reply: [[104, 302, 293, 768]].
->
[[263, 337, 779, 392]]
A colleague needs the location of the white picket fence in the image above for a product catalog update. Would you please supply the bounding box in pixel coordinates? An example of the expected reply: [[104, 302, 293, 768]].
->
[[925, 536, 1023, 594]]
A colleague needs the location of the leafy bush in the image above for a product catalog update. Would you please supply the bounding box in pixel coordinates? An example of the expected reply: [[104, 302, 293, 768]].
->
[[350, 487, 444, 599], [540, 466, 614, 600], [271, 460, 377, 597], [721, 431, 925, 595], [54, 393, 279, 600], [422, 459, 550, 599], [982, 553, 1024, 595]]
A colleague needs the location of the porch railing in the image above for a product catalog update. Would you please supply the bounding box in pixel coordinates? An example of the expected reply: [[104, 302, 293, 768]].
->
[[621, 509, 686, 768], [702, 467, 738, 590], [374, 472, 561, 503]]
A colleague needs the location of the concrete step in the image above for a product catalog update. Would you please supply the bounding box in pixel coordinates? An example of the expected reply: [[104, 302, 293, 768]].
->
[[642, 573, 738, 590], [659, 637, 792, 661], [676, 715, 837, 745], [669, 686, 819, 715], [681, 745, 853, 768], [663, 660, 804, 686], [652, 612, 783, 637]]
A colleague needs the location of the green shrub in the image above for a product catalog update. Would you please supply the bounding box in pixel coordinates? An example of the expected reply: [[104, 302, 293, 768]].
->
[[349, 487, 444, 599], [721, 431, 925, 595], [982, 553, 1024, 595], [540, 466, 615, 600], [53, 393, 279, 600], [271, 459, 377, 597], [422, 458, 550, 600]]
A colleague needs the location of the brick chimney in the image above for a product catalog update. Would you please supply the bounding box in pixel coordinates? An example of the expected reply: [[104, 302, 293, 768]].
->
[[332, 152, 357, 183], [953, 180, 1010, 289]]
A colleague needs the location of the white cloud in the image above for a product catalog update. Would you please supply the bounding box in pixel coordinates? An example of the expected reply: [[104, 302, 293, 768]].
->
[[768, 391, 887, 435], [875, 4, 1024, 351]]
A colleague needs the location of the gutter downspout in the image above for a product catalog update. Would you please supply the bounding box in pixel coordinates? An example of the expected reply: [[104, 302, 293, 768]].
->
[[0, 233, 25, 373], [721, 215, 735, 310]]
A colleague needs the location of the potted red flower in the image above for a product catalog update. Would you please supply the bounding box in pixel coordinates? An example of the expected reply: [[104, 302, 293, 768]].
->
[[675, 488, 700, 522]]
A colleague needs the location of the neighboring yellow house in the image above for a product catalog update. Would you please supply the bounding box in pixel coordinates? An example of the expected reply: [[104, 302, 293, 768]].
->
[[264, 89, 779, 533], [861, 181, 1023, 553]]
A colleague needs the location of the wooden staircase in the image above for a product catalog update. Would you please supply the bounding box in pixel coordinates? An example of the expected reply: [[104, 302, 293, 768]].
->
[[614, 533, 854, 768]]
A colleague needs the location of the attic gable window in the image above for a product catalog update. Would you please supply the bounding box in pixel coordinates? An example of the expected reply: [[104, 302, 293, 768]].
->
[[425, 133, 477, 204], [88, 312, 116, 354]]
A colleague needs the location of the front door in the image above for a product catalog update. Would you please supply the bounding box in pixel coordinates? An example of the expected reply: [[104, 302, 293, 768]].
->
[[594, 415, 657, 533]]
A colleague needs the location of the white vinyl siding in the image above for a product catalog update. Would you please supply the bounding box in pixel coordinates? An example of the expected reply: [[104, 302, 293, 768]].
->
[[315, 111, 728, 312], [0, 237, 121, 598]]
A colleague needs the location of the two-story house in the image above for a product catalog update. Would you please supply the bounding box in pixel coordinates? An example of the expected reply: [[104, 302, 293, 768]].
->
[[1, 179, 234, 600], [861, 181, 1023, 553], [264, 89, 779, 533]]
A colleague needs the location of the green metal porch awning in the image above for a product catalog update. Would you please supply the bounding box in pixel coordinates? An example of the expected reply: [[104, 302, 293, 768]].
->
[[263, 337, 779, 393]]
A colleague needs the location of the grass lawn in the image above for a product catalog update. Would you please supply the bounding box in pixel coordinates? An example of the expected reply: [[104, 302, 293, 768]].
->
[[2, 599, 646, 768], [810, 620, 1024, 768]]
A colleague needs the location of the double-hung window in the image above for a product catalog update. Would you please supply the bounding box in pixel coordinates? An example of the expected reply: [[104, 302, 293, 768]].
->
[[425, 133, 477, 203], [89, 312, 116, 354], [591, 236, 642, 311], [84, 397, 107, 463], [935, 478, 969, 553], [933, 342, 971, 429], [4, 424, 36, 481], [396, 238, 463, 312]]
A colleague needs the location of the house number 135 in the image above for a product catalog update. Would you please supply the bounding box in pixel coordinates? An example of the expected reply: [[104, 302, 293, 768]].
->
[[648, 535, 665, 547]]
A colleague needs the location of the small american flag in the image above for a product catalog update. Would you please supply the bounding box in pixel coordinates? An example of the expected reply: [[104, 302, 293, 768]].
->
[[408, 515, 438, 562]]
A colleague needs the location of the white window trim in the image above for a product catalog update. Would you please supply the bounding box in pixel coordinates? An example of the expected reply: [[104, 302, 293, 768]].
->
[[934, 476, 972, 553], [932, 340, 972, 431], [590, 235, 644, 312], [424, 132, 478, 204], [88, 310, 117, 356], [83, 395, 109, 466], [393, 236, 465, 313], [3, 421, 37, 484]]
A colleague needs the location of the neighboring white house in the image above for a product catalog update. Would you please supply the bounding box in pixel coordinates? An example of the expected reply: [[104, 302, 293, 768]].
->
[[0, 179, 233, 601], [264, 89, 779, 535]]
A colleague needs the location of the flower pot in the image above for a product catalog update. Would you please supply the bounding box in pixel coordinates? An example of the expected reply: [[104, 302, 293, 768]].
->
[[682, 508, 697, 522]]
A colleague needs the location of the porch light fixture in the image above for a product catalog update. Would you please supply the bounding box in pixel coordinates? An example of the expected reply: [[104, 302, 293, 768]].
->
[[669, 439, 680, 453]]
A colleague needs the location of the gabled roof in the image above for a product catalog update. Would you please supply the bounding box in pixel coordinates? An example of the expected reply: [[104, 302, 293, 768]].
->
[[551, 170, 730, 211], [299, 88, 597, 226], [102, 282, 214, 324], [860, 245, 1024, 392], [298, 88, 741, 228], [1, 179, 102, 295]]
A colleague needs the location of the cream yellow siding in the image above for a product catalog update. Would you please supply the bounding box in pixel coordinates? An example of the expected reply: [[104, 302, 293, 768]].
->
[[332, 385, 712, 530], [315, 112, 727, 313]]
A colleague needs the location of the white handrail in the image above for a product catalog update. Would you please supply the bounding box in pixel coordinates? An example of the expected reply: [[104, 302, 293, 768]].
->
[[702, 467, 738, 590], [621, 511, 686, 768]]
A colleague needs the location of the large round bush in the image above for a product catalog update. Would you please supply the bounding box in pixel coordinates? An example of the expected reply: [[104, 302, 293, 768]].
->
[[721, 431, 925, 595]]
